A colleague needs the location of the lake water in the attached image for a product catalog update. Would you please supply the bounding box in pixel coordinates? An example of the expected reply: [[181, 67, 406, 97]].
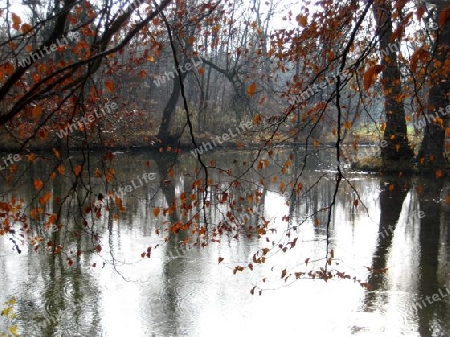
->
[[0, 147, 449, 336]]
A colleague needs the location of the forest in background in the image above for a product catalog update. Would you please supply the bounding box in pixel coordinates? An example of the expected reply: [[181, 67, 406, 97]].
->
[[0, 0, 447, 165]]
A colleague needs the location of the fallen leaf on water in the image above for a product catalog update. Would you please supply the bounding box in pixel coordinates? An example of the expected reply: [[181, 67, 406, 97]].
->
[[247, 82, 257, 97]]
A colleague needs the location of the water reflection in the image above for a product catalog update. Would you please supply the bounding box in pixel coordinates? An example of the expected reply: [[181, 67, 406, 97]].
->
[[0, 148, 449, 336]]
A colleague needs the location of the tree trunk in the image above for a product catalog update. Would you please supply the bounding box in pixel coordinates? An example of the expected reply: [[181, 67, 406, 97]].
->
[[157, 70, 188, 143], [372, 0, 414, 161], [417, 6, 450, 168]]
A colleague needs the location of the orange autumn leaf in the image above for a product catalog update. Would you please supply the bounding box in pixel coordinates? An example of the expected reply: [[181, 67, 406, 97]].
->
[[11, 13, 21, 25], [34, 179, 44, 190], [9, 164, 17, 174], [28, 153, 36, 161], [103, 168, 114, 181], [153, 208, 160, 217], [296, 15, 307, 27], [52, 148, 60, 159], [32, 105, 42, 118], [388, 184, 395, 191], [246, 82, 257, 97], [253, 114, 262, 125], [363, 65, 385, 90], [73, 165, 82, 176], [436, 170, 443, 178], [212, 25, 220, 34], [138, 70, 147, 78], [446, 196, 450, 205], [57, 165, 65, 174], [257, 159, 268, 170], [39, 192, 51, 206], [394, 0, 407, 11], [21, 23, 32, 33], [314, 218, 320, 226], [67, 14, 77, 24], [115, 197, 123, 208], [438, 7, 450, 27], [7, 42, 17, 52], [411, 48, 429, 73], [105, 80, 114, 93], [416, 4, 425, 21], [95, 168, 102, 178], [259, 96, 266, 105], [30, 209, 38, 220], [390, 24, 404, 42]]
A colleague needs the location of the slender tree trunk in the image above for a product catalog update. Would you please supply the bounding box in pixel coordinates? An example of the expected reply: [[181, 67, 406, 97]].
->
[[199, 34, 210, 132], [157, 70, 188, 143], [417, 6, 450, 168], [372, 0, 414, 161]]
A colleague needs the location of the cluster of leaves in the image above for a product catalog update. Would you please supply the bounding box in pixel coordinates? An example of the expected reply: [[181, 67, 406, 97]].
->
[[0, 297, 19, 337]]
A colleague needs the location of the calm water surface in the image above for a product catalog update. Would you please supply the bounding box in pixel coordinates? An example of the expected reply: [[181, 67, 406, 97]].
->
[[0, 148, 449, 336]]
